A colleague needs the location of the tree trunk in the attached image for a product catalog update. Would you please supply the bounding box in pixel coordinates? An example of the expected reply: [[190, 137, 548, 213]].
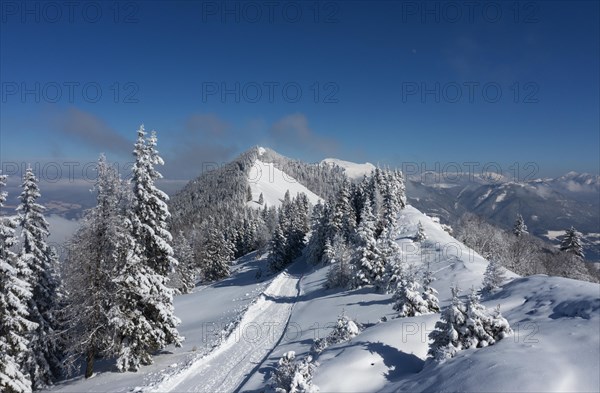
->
[[85, 349, 95, 378]]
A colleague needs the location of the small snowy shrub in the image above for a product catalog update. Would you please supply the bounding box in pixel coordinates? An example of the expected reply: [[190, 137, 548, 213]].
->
[[428, 286, 512, 361], [269, 351, 319, 393], [311, 312, 360, 354]]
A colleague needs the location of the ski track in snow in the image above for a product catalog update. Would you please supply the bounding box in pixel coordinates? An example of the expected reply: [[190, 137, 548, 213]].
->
[[150, 270, 301, 393]]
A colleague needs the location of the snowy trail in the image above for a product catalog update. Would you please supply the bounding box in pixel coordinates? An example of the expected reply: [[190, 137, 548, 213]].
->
[[151, 270, 301, 393]]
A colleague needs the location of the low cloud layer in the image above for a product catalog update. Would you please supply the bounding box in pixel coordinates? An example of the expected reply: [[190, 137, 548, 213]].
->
[[53, 107, 132, 156], [269, 113, 339, 156]]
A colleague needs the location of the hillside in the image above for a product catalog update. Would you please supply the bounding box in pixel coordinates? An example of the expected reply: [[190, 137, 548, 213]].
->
[[47, 206, 600, 393]]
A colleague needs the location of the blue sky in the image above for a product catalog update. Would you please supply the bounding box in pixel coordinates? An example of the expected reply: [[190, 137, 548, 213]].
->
[[1, 0, 599, 180]]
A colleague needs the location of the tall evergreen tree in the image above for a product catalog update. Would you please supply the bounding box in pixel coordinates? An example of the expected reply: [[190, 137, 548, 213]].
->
[[17, 167, 61, 388], [415, 221, 427, 242], [0, 174, 36, 393], [111, 126, 182, 372], [351, 198, 383, 288], [560, 226, 585, 259], [170, 232, 196, 294], [482, 258, 505, 294], [513, 214, 528, 237], [199, 219, 234, 281], [62, 156, 132, 378], [377, 226, 401, 292], [422, 263, 440, 313], [325, 235, 353, 289], [331, 179, 356, 241], [268, 222, 288, 272]]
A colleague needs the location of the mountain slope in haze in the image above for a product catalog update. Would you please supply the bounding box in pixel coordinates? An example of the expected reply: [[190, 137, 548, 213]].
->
[[405, 172, 600, 261]]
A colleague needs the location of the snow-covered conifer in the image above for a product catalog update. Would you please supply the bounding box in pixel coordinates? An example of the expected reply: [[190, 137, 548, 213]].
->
[[422, 264, 440, 313], [258, 192, 264, 205], [62, 156, 129, 378], [560, 226, 585, 259], [482, 258, 505, 294], [0, 173, 36, 393], [311, 311, 360, 354], [377, 226, 400, 292], [269, 222, 288, 272], [415, 221, 426, 242], [351, 199, 383, 288], [428, 285, 467, 361], [170, 231, 196, 294], [269, 351, 319, 393], [325, 235, 352, 289], [513, 213, 528, 237], [111, 126, 182, 372], [392, 266, 429, 317], [17, 166, 61, 387]]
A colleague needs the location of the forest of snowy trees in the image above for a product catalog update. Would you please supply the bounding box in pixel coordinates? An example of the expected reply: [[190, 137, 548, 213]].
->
[[456, 213, 598, 283]]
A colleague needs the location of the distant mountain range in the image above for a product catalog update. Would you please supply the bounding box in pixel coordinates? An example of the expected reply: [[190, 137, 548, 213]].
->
[[403, 172, 600, 261]]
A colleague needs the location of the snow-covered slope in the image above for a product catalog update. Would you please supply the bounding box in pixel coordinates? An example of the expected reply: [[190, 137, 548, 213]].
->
[[240, 206, 599, 392], [321, 158, 376, 180], [246, 159, 322, 208], [47, 206, 600, 393]]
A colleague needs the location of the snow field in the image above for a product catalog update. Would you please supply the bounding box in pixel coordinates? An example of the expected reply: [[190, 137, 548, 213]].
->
[[246, 160, 322, 209]]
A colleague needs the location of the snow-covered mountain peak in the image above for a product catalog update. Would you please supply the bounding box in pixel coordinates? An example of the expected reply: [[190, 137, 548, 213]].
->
[[246, 159, 322, 209]]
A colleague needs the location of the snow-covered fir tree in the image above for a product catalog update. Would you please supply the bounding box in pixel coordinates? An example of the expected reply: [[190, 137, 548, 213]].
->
[[330, 179, 356, 241], [62, 155, 129, 378], [269, 193, 310, 271], [482, 258, 506, 294], [269, 221, 288, 272], [170, 231, 196, 294], [415, 221, 426, 242], [422, 263, 440, 313], [258, 192, 264, 205], [131, 128, 177, 277], [429, 286, 511, 361], [428, 285, 467, 361], [560, 226, 585, 259], [351, 199, 383, 288], [269, 351, 319, 393], [311, 311, 360, 354], [0, 173, 36, 393], [513, 213, 528, 237], [464, 289, 512, 348], [17, 166, 62, 388], [377, 226, 401, 292], [198, 219, 234, 281], [306, 201, 329, 265], [392, 266, 429, 317], [111, 126, 182, 372], [325, 234, 353, 289]]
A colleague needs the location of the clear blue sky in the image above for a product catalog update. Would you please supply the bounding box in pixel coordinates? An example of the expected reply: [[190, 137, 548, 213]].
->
[[1, 0, 599, 180]]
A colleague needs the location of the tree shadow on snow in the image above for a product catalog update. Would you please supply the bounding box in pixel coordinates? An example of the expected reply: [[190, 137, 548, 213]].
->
[[364, 341, 424, 380]]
